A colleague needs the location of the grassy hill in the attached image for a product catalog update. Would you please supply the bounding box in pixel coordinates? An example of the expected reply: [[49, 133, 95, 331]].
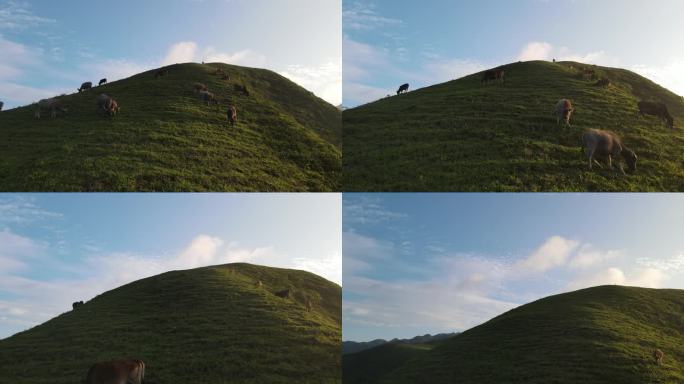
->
[[0, 62, 341, 191], [0, 263, 341, 384], [345, 285, 684, 384], [343, 60, 684, 191]]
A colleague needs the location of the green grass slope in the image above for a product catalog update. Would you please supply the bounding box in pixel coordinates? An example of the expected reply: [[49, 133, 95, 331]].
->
[[343, 60, 684, 191], [0, 263, 341, 384], [353, 285, 684, 384], [342, 340, 443, 384], [0, 62, 341, 191]]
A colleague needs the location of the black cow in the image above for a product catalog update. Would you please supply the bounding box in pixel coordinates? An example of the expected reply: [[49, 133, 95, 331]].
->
[[0, 101, 3, 111], [155, 68, 169, 78], [234, 84, 249, 96], [72, 300, 84, 310], [396, 83, 409, 95], [275, 289, 291, 298], [78, 82, 92, 92], [481, 69, 505, 85], [638, 101, 674, 129], [98, 78, 107, 86]]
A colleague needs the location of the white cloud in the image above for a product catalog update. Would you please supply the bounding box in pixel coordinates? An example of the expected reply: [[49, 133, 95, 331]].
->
[[566, 267, 667, 290], [632, 59, 684, 96], [80, 59, 150, 83], [513, 236, 579, 274], [280, 61, 341, 105], [0, 1, 56, 30], [516, 41, 617, 65], [162, 41, 198, 65], [202, 47, 267, 68]]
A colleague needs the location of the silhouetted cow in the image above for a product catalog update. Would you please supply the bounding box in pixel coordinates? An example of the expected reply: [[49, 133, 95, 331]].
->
[[35, 98, 68, 119], [78, 82, 92, 92], [0, 101, 3, 111], [481, 69, 505, 85], [396, 83, 409, 95], [227, 105, 237, 127], [72, 301, 84, 310], [96, 94, 120, 116], [638, 101, 674, 129], [86, 359, 145, 384], [155, 68, 169, 78], [582, 129, 637, 174], [98, 78, 107, 86], [275, 289, 291, 298]]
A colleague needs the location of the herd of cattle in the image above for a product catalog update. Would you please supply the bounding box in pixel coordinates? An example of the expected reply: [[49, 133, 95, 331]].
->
[[11, 66, 244, 128], [393, 62, 679, 175]]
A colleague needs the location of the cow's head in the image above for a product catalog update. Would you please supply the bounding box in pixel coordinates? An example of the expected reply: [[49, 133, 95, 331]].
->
[[622, 149, 637, 172]]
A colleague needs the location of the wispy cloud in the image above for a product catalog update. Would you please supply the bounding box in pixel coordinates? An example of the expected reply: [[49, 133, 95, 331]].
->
[[343, 1, 402, 31], [0, 0, 56, 30], [343, 195, 407, 226]]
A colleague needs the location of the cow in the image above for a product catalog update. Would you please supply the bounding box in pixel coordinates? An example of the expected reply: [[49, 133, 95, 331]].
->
[[34, 98, 68, 119], [255, 280, 263, 288], [581, 129, 637, 174], [582, 69, 595, 80], [275, 289, 290, 298], [86, 359, 145, 384], [555, 99, 574, 127], [155, 68, 169, 78], [198, 90, 219, 106], [396, 83, 409, 95], [637, 101, 674, 130], [594, 78, 611, 87], [481, 69, 505, 85], [306, 299, 313, 312], [78, 82, 93, 93], [654, 349, 664, 365], [0, 101, 3, 111], [193, 82, 208, 93], [227, 105, 237, 127], [214, 68, 226, 76], [234, 84, 249, 97], [221, 74, 230, 81], [96, 94, 120, 116], [72, 300, 84, 310], [98, 78, 107, 86]]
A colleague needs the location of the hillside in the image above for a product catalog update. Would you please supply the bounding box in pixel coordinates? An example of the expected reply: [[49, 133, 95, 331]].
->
[[343, 342, 438, 384], [343, 60, 684, 191], [0, 263, 342, 384], [345, 285, 684, 384], [342, 332, 456, 354], [0, 62, 341, 191]]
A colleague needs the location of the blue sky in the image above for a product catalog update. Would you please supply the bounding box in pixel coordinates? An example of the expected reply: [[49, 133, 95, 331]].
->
[[0, 0, 341, 109], [343, 0, 684, 106], [343, 193, 684, 341], [0, 193, 341, 339]]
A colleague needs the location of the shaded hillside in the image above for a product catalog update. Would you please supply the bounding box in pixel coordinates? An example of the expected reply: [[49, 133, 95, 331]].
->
[[343, 342, 438, 384], [0, 62, 341, 191], [0, 263, 342, 384], [349, 285, 684, 384], [343, 60, 684, 191], [343, 332, 456, 354]]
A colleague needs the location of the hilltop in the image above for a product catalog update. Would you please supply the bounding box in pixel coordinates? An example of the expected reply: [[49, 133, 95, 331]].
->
[[342, 332, 457, 354], [0, 263, 342, 384], [343, 285, 684, 384], [0, 62, 341, 191], [343, 60, 684, 191]]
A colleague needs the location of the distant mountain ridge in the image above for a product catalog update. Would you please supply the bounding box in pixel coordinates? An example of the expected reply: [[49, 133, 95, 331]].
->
[[343, 332, 457, 354]]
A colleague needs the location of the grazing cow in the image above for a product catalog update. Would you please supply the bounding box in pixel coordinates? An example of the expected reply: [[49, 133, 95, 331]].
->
[[582, 69, 595, 80], [654, 349, 664, 365], [96, 94, 120, 116], [255, 280, 263, 288], [594, 78, 611, 87], [275, 289, 291, 298], [198, 90, 219, 106], [221, 74, 230, 81], [637, 101, 674, 130], [481, 69, 505, 85], [227, 105, 237, 127], [72, 300, 84, 310], [306, 299, 313, 312], [78, 82, 93, 93], [34, 98, 68, 119], [555, 99, 575, 127], [86, 359, 145, 384], [582, 129, 637, 174], [396, 83, 409, 95], [155, 68, 169, 78], [234, 84, 249, 97], [0, 101, 3, 111], [193, 82, 208, 93], [98, 78, 107, 86]]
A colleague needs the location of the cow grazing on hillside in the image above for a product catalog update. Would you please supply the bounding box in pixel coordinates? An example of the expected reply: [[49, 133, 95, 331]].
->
[[198, 90, 219, 106], [481, 69, 505, 85], [227, 105, 237, 127], [306, 299, 313, 312], [255, 280, 263, 288], [98, 78, 107, 86], [581, 129, 637, 174], [72, 301, 84, 310], [193, 82, 208, 93], [0, 101, 3, 111], [275, 289, 290, 298], [654, 349, 664, 365], [78, 82, 92, 92], [555, 99, 575, 127], [582, 69, 595, 80], [155, 68, 169, 78], [96, 94, 120, 116], [594, 78, 611, 87], [396, 83, 409, 95], [86, 359, 145, 384], [638, 101, 674, 129], [34, 98, 68, 119]]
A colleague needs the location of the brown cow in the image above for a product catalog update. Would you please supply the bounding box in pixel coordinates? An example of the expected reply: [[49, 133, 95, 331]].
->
[[481, 69, 505, 85], [86, 359, 145, 384], [34, 98, 68, 119], [594, 78, 611, 87], [255, 280, 262, 288], [198, 90, 219, 106], [582, 69, 595, 80], [96, 94, 120, 116], [234, 84, 249, 96], [227, 105, 237, 127], [275, 289, 290, 298], [582, 129, 637, 174], [654, 349, 664, 365], [193, 82, 208, 93], [555, 99, 574, 127], [306, 299, 313, 312], [638, 101, 674, 130]]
